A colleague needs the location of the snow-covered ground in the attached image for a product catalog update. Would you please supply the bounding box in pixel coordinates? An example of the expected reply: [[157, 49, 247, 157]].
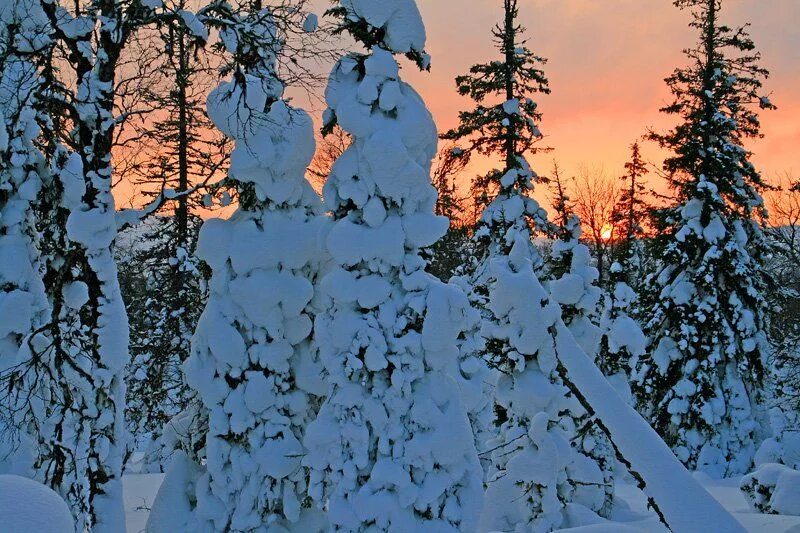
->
[[122, 472, 800, 533]]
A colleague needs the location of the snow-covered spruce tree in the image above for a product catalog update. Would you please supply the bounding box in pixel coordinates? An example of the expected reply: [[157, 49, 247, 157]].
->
[[300, 2, 483, 530], [147, 6, 330, 531], [440, 0, 613, 528], [633, 0, 776, 477], [0, 0, 52, 472]]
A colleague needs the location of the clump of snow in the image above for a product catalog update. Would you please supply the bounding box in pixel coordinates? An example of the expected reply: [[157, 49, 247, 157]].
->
[[303, 13, 318, 32], [339, 0, 427, 58], [0, 475, 74, 532]]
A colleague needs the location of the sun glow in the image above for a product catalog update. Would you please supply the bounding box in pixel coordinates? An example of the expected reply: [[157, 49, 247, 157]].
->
[[601, 223, 614, 241]]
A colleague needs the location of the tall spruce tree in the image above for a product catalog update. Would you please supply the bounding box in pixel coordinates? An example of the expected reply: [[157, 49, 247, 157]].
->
[[633, 0, 776, 477], [443, 1, 614, 528], [441, 0, 553, 257]]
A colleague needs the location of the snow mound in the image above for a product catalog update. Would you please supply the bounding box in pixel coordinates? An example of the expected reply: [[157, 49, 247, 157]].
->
[[0, 475, 74, 532], [741, 463, 800, 516]]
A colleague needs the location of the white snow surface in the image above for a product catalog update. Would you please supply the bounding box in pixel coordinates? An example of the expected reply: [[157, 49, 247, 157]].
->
[[123, 470, 800, 532], [0, 475, 74, 532]]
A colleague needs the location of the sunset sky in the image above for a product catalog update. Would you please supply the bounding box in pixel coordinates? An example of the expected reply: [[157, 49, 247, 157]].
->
[[403, 0, 800, 197], [116, 1, 800, 214]]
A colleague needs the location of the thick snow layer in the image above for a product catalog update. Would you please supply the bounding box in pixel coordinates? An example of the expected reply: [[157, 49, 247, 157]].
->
[[0, 475, 74, 532], [125, 471, 800, 532]]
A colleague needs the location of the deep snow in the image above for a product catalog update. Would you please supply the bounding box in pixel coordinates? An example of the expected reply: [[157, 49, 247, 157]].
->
[[122, 471, 800, 532]]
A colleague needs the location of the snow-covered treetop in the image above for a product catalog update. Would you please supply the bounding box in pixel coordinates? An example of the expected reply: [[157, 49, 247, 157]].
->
[[204, 7, 319, 211], [322, 44, 441, 228], [326, 0, 429, 69]]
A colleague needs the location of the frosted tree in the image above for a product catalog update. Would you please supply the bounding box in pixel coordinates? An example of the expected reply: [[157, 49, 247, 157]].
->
[[1, 0, 131, 528], [5, 0, 242, 527], [300, 1, 483, 530], [440, 0, 612, 528], [634, 0, 776, 477], [0, 0, 53, 472], [146, 5, 330, 532]]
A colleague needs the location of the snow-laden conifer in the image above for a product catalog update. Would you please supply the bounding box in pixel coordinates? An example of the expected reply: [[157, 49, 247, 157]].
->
[[440, 0, 614, 528], [300, 1, 483, 530], [634, 0, 776, 477], [148, 8, 329, 532]]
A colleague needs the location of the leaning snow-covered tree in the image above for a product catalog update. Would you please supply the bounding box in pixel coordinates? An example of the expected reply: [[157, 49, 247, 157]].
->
[[146, 5, 331, 532], [442, 0, 614, 529], [300, 1, 484, 530], [634, 0, 776, 477]]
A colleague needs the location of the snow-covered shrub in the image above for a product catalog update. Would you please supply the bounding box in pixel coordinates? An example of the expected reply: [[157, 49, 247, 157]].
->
[[753, 408, 800, 470], [741, 463, 800, 515], [301, 2, 484, 530], [148, 8, 329, 532]]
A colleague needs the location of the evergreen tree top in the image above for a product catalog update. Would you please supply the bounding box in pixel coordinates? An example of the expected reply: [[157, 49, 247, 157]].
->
[[442, 0, 549, 173], [651, 0, 775, 216]]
